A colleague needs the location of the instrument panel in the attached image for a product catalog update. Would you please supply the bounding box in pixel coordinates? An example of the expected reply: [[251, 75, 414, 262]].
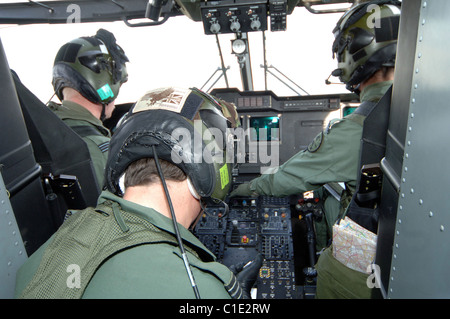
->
[[194, 195, 298, 299]]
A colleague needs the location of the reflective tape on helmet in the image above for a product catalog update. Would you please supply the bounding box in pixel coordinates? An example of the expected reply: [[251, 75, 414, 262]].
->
[[97, 83, 115, 101]]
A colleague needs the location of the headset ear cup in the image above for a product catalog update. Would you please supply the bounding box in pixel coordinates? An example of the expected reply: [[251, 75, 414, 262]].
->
[[187, 178, 200, 200], [347, 42, 397, 88], [118, 173, 126, 194], [52, 63, 100, 103]]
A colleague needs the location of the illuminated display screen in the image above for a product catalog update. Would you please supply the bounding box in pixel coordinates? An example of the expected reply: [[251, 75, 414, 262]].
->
[[343, 106, 357, 117], [249, 116, 280, 141]]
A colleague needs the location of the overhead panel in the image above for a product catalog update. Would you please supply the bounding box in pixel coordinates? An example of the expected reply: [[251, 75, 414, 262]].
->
[[201, 0, 273, 34]]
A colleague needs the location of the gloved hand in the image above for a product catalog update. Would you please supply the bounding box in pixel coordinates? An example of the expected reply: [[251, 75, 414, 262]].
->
[[230, 254, 263, 299], [229, 182, 256, 197]]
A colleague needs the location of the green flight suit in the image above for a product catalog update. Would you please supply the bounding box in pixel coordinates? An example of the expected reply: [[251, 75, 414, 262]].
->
[[315, 245, 374, 299], [314, 81, 392, 299], [48, 100, 111, 188], [15, 191, 237, 299], [230, 81, 392, 299], [231, 81, 392, 246]]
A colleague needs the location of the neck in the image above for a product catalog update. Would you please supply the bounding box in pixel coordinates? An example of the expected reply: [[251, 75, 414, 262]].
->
[[62, 87, 114, 120], [359, 67, 395, 92], [122, 180, 201, 229]]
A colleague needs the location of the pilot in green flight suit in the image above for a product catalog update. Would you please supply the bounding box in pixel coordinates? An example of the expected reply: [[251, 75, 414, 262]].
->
[[231, 0, 401, 298], [15, 87, 261, 299], [15, 191, 245, 299], [49, 28, 129, 188], [232, 80, 392, 243]]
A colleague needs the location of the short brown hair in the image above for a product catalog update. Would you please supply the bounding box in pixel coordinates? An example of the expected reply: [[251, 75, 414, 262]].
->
[[124, 158, 186, 188]]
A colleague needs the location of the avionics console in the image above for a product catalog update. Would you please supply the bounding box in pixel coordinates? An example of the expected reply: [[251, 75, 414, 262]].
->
[[211, 88, 357, 172], [194, 195, 297, 299]]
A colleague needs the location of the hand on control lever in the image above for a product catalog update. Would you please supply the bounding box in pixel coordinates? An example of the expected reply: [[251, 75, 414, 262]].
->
[[230, 254, 263, 299]]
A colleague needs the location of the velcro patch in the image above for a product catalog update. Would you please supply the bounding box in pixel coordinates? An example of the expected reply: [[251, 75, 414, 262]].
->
[[132, 87, 192, 114], [307, 131, 324, 153], [219, 164, 229, 189]]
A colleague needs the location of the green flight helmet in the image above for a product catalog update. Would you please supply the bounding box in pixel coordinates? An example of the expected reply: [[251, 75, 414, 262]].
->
[[52, 29, 129, 104], [332, 0, 401, 92], [104, 87, 240, 204]]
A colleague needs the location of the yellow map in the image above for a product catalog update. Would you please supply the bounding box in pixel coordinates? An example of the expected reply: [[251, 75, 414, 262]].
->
[[332, 217, 377, 274]]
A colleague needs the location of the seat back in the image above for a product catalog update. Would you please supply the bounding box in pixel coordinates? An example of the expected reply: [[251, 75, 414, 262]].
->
[[345, 86, 392, 233], [0, 39, 54, 257], [11, 71, 101, 211]]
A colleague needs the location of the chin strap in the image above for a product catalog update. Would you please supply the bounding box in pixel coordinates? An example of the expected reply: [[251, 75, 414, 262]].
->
[[100, 103, 107, 122]]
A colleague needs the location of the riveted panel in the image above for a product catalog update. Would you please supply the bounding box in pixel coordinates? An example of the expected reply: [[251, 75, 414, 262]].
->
[[380, 0, 450, 298], [0, 172, 28, 298]]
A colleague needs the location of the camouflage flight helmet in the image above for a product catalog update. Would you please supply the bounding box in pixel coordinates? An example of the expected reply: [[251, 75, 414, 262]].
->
[[105, 87, 240, 204], [52, 29, 129, 104], [332, 0, 401, 92]]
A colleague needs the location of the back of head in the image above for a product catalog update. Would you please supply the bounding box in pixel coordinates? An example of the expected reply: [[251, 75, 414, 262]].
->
[[52, 29, 129, 104], [104, 87, 240, 204], [332, 0, 401, 92]]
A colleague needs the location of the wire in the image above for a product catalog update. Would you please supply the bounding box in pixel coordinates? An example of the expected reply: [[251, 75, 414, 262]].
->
[[151, 145, 201, 299], [45, 92, 57, 106], [202, 198, 229, 219]]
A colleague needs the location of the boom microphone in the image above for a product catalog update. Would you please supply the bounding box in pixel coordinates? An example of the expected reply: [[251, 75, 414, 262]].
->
[[325, 68, 344, 85]]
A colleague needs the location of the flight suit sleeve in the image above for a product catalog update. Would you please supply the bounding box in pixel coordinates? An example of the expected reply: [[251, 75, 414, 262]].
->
[[248, 118, 363, 197]]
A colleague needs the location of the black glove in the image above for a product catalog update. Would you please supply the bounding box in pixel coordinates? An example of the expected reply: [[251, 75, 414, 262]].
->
[[230, 254, 263, 299]]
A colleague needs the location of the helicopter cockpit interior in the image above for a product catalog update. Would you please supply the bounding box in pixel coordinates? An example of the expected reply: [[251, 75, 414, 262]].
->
[[1, 0, 449, 300]]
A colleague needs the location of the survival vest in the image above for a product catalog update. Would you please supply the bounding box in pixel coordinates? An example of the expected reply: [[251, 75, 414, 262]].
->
[[19, 200, 243, 299]]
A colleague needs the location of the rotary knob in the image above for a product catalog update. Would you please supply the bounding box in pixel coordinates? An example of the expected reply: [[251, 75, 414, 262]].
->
[[210, 20, 221, 34], [230, 17, 241, 32], [250, 18, 261, 31]]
